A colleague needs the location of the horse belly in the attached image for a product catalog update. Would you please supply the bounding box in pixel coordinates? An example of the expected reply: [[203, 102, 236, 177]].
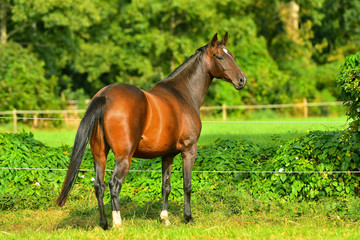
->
[[134, 132, 179, 159]]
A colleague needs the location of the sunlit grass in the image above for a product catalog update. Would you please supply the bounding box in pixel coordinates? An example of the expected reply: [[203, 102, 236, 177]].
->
[[1, 194, 360, 240], [200, 116, 348, 146]]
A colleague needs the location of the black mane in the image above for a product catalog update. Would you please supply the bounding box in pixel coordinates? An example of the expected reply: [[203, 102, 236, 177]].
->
[[161, 44, 208, 81]]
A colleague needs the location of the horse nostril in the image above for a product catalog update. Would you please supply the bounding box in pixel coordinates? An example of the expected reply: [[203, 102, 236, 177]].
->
[[240, 76, 247, 85]]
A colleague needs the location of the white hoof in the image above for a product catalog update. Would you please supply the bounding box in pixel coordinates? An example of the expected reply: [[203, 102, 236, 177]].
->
[[112, 211, 122, 227], [165, 219, 171, 226], [160, 210, 171, 226]]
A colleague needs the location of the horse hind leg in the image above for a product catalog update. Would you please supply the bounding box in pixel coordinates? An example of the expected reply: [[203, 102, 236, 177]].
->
[[90, 126, 110, 230], [109, 149, 134, 228]]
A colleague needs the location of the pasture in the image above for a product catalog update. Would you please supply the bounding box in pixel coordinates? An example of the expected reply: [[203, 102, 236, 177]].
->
[[1, 198, 360, 239], [1, 184, 360, 239], [1, 115, 360, 239]]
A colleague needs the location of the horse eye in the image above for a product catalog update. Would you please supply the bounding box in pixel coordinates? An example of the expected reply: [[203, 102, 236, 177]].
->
[[216, 56, 224, 60]]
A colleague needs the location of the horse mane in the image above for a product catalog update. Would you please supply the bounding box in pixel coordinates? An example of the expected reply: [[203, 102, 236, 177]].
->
[[161, 44, 208, 82]]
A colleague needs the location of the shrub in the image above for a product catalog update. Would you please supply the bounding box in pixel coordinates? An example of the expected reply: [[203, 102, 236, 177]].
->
[[250, 130, 360, 200], [1, 131, 360, 210], [337, 51, 360, 133], [0, 132, 69, 209]]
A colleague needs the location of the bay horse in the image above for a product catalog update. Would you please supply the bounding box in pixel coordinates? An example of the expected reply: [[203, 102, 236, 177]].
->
[[56, 32, 247, 229]]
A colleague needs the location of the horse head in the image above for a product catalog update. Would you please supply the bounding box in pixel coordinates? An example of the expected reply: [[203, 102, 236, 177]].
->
[[206, 32, 247, 90]]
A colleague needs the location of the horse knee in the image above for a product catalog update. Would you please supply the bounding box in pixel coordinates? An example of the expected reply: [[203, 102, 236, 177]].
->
[[109, 178, 123, 197], [94, 182, 105, 198], [184, 183, 191, 195], [163, 183, 171, 196]]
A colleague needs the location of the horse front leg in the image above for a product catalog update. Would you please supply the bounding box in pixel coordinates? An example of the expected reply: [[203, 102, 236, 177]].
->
[[160, 154, 174, 225], [181, 144, 197, 223]]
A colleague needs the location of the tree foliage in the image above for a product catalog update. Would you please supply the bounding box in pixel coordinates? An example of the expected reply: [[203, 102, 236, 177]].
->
[[1, 0, 359, 110], [0, 42, 59, 110]]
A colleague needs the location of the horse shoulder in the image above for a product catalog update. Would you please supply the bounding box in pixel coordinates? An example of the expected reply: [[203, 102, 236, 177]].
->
[[149, 87, 202, 151]]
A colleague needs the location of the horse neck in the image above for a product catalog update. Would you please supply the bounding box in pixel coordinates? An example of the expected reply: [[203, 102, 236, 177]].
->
[[156, 54, 213, 110]]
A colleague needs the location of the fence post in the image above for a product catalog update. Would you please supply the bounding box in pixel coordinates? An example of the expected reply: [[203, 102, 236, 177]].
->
[[222, 104, 227, 121], [33, 114, 38, 128], [303, 98, 308, 118], [13, 109, 17, 133]]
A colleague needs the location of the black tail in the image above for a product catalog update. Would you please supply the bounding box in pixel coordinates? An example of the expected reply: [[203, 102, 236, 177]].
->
[[56, 97, 106, 207]]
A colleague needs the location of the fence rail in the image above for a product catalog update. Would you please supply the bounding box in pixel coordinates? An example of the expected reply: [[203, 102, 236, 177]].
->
[[201, 99, 343, 120], [0, 100, 344, 133], [1, 167, 359, 174]]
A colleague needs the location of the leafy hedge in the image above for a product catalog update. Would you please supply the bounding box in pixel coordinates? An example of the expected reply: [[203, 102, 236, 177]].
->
[[0, 133, 69, 209], [245, 131, 360, 200], [337, 51, 360, 133], [1, 131, 360, 210]]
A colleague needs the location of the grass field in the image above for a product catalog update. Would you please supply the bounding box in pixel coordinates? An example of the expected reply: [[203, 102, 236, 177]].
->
[[200, 116, 348, 146], [1, 187, 360, 239], [1, 210, 359, 239]]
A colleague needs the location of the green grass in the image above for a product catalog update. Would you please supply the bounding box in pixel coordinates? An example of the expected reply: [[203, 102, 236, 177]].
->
[[1, 186, 360, 239], [1, 211, 359, 239], [0, 116, 349, 147], [200, 116, 348, 146]]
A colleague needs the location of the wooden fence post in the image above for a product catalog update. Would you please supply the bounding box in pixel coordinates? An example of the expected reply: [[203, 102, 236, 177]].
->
[[303, 98, 308, 118], [222, 104, 227, 121], [33, 114, 38, 128], [13, 109, 17, 133]]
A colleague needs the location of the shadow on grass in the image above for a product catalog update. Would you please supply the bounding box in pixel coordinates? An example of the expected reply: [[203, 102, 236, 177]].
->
[[55, 198, 183, 230]]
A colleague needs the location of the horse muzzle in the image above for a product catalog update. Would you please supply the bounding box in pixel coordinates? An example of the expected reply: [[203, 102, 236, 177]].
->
[[233, 75, 247, 90]]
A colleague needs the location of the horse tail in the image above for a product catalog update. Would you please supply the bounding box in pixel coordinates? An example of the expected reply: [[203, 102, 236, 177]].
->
[[56, 96, 106, 207]]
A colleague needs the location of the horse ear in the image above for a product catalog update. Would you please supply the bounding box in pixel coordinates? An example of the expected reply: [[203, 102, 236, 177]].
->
[[221, 32, 228, 45], [211, 33, 218, 47]]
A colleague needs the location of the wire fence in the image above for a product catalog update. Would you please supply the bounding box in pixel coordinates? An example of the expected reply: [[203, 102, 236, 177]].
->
[[0, 100, 347, 133], [1, 167, 359, 174]]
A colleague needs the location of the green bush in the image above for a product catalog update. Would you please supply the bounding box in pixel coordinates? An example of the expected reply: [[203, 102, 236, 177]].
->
[[0, 132, 69, 209], [1, 131, 360, 210], [248, 131, 360, 200], [337, 51, 360, 133], [0, 42, 60, 111]]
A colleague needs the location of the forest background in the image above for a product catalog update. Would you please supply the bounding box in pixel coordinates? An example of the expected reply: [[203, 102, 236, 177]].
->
[[1, 0, 359, 112]]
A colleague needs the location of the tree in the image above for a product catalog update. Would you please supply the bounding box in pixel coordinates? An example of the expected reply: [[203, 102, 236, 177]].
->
[[312, 0, 360, 63], [0, 0, 7, 44], [0, 42, 59, 110], [1, 0, 356, 113]]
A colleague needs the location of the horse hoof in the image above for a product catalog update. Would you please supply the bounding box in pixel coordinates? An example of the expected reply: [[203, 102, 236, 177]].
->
[[100, 221, 108, 230], [112, 211, 122, 228], [186, 217, 195, 224], [160, 210, 171, 226]]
